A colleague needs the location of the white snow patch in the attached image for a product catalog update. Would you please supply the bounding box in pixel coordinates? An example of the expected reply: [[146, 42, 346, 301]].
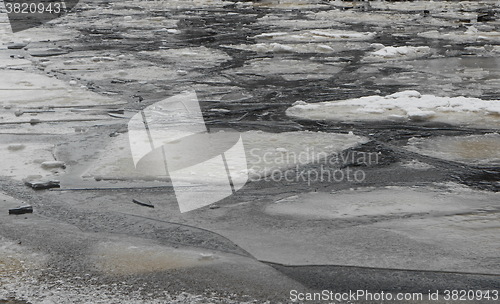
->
[[286, 90, 500, 129], [363, 45, 432, 61], [253, 29, 375, 42], [419, 27, 500, 43], [222, 42, 370, 54]]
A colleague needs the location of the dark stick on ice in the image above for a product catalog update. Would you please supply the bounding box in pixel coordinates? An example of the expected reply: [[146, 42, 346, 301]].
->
[[132, 199, 155, 208], [9, 205, 33, 215]]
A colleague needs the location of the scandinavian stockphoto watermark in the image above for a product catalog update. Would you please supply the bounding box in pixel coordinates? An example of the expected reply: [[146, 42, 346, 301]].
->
[[247, 147, 378, 185], [128, 90, 248, 213], [127, 91, 377, 213]]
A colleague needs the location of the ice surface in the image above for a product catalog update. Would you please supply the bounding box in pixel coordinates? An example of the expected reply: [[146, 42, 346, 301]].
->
[[74, 66, 195, 82], [0, 70, 123, 108], [253, 29, 375, 42], [138, 47, 231, 69], [219, 182, 500, 273], [364, 57, 500, 98], [287, 90, 500, 129], [226, 58, 346, 81], [265, 183, 497, 219], [399, 159, 435, 170], [222, 41, 371, 54], [419, 27, 500, 43], [251, 0, 328, 9], [0, 143, 62, 180], [363, 45, 432, 61], [256, 15, 343, 29], [83, 130, 368, 182], [306, 9, 448, 27], [405, 133, 500, 166]]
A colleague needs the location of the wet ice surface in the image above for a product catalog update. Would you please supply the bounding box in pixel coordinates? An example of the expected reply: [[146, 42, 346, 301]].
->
[[405, 133, 500, 166], [1, 0, 500, 302], [81, 130, 367, 182]]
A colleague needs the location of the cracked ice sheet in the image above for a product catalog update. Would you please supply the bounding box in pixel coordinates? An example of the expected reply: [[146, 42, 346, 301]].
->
[[81, 130, 368, 182], [221, 41, 371, 54], [365, 57, 500, 98], [0, 14, 80, 44], [253, 29, 375, 42], [371, 0, 500, 12], [305, 9, 451, 28], [405, 133, 500, 166], [287, 90, 500, 130], [0, 70, 123, 108], [465, 45, 500, 56], [254, 183, 500, 273], [0, 107, 120, 134], [80, 15, 178, 31], [73, 66, 200, 82], [42, 51, 138, 72], [225, 58, 346, 81], [419, 27, 500, 43]]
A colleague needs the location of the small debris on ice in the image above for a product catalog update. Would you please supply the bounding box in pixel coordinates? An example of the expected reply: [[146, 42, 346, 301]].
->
[[40, 161, 66, 170], [8, 205, 33, 215], [132, 199, 154, 208], [24, 180, 60, 190], [198, 253, 215, 261], [7, 41, 29, 49]]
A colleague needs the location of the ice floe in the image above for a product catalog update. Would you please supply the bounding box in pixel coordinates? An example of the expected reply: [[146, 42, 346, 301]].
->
[[225, 58, 346, 81], [251, 0, 328, 9], [256, 15, 343, 29], [287, 90, 500, 129], [362, 45, 432, 61], [361, 57, 500, 98], [222, 41, 371, 54], [419, 26, 500, 43], [0, 70, 123, 108], [138, 46, 231, 69], [253, 29, 376, 42], [405, 133, 500, 166], [265, 183, 498, 219], [82, 130, 367, 182]]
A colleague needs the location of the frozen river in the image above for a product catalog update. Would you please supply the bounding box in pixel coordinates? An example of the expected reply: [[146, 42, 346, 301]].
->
[[0, 0, 499, 303]]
